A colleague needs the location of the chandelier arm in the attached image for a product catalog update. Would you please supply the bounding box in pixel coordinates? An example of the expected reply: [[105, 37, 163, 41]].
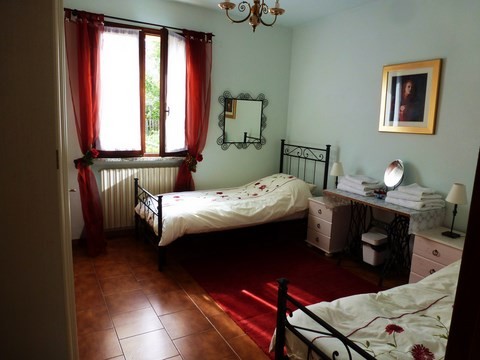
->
[[260, 14, 278, 27], [224, 1, 251, 24]]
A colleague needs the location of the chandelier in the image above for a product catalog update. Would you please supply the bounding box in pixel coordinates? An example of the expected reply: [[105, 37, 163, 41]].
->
[[218, 0, 285, 32]]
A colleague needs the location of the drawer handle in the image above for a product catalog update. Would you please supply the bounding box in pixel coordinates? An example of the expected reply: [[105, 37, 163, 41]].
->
[[316, 223, 321, 229], [432, 249, 440, 257], [317, 209, 322, 215], [429, 269, 436, 274], [315, 237, 319, 243]]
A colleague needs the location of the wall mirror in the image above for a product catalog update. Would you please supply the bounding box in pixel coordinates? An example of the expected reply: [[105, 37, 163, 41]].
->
[[216, 91, 268, 149]]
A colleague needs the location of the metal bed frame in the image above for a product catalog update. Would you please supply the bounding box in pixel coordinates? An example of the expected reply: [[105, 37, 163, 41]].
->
[[134, 139, 331, 270]]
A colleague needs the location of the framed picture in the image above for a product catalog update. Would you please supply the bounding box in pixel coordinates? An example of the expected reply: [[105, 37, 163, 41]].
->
[[225, 98, 237, 119], [378, 59, 442, 134]]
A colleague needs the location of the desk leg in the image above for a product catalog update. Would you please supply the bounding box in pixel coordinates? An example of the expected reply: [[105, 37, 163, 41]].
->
[[380, 214, 410, 286], [341, 201, 371, 261]]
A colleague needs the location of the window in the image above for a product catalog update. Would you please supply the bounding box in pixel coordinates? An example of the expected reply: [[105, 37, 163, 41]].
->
[[97, 25, 187, 157]]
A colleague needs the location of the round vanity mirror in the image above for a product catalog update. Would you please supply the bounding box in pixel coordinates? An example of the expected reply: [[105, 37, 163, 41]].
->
[[384, 160, 404, 189]]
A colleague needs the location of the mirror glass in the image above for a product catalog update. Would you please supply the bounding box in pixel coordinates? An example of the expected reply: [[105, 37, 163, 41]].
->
[[384, 159, 404, 189], [217, 91, 268, 149]]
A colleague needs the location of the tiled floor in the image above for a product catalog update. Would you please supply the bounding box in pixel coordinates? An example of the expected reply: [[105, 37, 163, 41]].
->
[[73, 234, 271, 360], [73, 234, 407, 360]]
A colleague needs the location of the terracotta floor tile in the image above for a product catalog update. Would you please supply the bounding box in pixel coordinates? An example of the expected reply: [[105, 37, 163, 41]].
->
[[105, 289, 152, 315], [76, 305, 113, 335], [209, 312, 245, 340], [146, 289, 196, 316], [77, 328, 122, 360], [130, 264, 163, 281], [99, 274, 142, 295], [75, 274, 105, 311], [139, 275, 181, 294], [228, 334, 271, 360], [174, 328, 238, 360], [111, 307, 163, 339], [95, 261, 133, 279], [73, 258, 95, 276], [120, 329, 179, 360], [188, 292, 224, 318], [160, 308, 213, 339]]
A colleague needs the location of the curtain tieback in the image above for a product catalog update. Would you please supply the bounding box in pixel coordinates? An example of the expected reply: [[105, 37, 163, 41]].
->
[[74, 148, 99, 169], [185, 153, 203, 172]]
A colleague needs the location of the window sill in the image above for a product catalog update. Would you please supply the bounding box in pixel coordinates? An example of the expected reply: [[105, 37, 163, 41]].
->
[[92, 157, 184, 170]]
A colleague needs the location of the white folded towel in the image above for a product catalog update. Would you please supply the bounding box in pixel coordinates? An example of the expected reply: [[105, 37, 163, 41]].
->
[[385, 196, 445, 211], [397, 183, 436, 197], [339, 177, 384, 192], [338, 182, 374, 196], [344, 175, 381, 185], [386, 190, 443, 202]]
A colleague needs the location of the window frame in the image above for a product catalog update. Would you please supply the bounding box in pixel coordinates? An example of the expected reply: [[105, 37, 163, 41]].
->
[[96, 22, 187, 159]]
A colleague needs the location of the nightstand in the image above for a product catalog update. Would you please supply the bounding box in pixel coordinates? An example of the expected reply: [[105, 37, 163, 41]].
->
[[409, 226, 465, 283], [306, 197, 350, 255]]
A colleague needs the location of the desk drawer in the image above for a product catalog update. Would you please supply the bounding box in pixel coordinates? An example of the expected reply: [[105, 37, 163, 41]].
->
[[413, 236, 463, 266], [308, 215, 332, 237], [411, 253, 445, 278], [308, 200, 333, 222]]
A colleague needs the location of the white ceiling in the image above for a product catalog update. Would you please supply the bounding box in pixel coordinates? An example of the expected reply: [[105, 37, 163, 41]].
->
[[169, 0, 377, 27]]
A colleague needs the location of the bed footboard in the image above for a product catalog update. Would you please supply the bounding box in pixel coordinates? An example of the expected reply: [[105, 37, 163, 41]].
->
[[275, 278, 376, 360], [134, 178, 165, 270]]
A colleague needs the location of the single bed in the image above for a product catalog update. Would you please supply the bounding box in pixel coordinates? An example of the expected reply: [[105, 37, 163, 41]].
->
[[271, 260, 460, 360], [134, 139, 331, 269]]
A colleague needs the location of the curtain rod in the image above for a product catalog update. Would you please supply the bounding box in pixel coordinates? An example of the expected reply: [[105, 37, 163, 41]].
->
[[64, 8, 214, 36]]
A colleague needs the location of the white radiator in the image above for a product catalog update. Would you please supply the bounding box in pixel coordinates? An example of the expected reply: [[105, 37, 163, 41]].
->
[[100, 167, 178, 230]]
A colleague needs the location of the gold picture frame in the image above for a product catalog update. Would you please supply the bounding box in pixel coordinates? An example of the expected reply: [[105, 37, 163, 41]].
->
[[378, 59, 441, 134], [225, 98, 237, 119]]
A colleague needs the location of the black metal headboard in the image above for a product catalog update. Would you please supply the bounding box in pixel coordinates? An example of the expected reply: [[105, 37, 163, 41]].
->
[[279, 139, 331, 190]]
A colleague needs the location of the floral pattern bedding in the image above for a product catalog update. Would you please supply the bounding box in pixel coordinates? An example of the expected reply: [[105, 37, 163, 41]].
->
[[135, 173, 314, 246], [270, 260, 460, 360]]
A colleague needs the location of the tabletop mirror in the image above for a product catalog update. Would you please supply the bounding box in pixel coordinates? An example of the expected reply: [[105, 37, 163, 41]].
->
[[216, 91, 268, 149], [384, 159, 404, 190]]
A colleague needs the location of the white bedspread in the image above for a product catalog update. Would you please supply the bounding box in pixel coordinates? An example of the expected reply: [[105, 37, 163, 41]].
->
[[135, 173, 314, 246], [270, 260, 460, 360]]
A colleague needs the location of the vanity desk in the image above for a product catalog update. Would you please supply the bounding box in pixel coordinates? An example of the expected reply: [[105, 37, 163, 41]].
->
[[323, 189, 445, 283]]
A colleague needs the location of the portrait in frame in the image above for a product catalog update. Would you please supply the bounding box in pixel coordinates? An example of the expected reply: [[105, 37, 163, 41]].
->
[[378, 59, 442, 134]]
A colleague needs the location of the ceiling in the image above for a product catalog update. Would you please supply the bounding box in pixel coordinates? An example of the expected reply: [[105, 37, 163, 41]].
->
[[169, 0, 377, 27]]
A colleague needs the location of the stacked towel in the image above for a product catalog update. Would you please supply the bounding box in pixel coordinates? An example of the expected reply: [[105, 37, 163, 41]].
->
[[385, 183, 445, 210], [337, 175, 383, 196]]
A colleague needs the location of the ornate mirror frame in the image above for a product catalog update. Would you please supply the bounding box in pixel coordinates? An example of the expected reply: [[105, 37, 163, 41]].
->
[[216, 91, 268, 150]]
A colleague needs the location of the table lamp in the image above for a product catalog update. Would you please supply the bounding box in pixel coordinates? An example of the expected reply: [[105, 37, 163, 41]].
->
[[442, 182, 468, 238], [330, 162, 344, 188]]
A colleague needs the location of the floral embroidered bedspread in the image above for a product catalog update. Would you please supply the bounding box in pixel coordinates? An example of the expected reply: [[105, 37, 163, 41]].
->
[[272, 260, 460, 360], [135, 173, 314, 246]]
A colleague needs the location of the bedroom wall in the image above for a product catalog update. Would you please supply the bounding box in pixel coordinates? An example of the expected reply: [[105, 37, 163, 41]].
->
[[64, 0, 293, 238], [286, 0, 480, 232]]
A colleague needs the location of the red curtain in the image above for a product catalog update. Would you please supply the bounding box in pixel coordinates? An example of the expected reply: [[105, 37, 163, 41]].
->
[[64, 10, 106, 256], [174, 31, 213, 192]]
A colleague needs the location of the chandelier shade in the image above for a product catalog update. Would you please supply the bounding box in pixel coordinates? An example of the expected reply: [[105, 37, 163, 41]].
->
[[218, 0, 285, 32]]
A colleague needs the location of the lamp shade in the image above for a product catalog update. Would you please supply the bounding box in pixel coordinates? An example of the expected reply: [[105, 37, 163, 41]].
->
[[445, 183, 468, 205], [330, 162, 344, 177]]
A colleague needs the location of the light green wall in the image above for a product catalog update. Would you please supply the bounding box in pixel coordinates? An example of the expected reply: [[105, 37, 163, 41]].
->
[[65, 0, 292, 238], [287, 0, 480, 231], [64, 0, 292, 189]]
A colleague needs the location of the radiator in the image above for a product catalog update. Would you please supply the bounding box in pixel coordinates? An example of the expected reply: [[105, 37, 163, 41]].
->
[[100, 167, 178, 230]]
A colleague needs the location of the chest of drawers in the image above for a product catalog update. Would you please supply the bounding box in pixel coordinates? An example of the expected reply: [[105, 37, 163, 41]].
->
[[306, 197, 350, 255], [409, 226, 464, 283]]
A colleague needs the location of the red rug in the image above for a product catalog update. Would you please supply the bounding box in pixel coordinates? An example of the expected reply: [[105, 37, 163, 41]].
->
[[176, 226, 380, 358]]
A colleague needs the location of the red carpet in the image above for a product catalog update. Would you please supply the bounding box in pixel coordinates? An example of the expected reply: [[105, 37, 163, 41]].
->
[[175, 224, 379, 358]]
